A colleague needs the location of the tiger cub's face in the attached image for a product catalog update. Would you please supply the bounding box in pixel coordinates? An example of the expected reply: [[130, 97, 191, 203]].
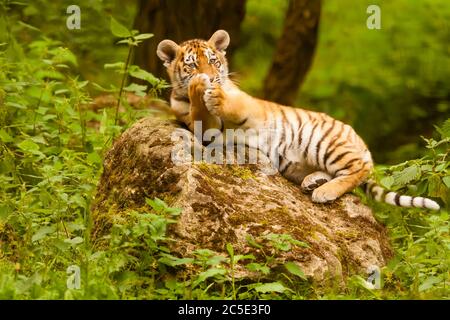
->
[[157, 30, 230, 97]]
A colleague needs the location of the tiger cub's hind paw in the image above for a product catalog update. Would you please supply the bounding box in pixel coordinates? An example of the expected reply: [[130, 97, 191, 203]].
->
[[301, 171, 332, 193]]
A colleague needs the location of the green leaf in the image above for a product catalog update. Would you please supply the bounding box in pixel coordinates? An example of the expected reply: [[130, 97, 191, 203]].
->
[[0, 205, 12, 221], [32, 225, 56, 242], [435, 162, 448, 172], [443, 176, 450, 189], [254, 282, 287, 293], [116, 39, 132, 45], [284, 262, 307, 280], [233, 254, 255, 264], [246, 263, 270, 275], [206, 255, 227, 266], [6, 101, 27, 109], [428, 175, 447, 199], [246, 235, 263, 249], [380, 176, 394, 189], [87, 152, 102, 165], [123, 83, 147, 96], [226, 243, 234, 259], [440, 118, 450, 138], [0, 129, 13, 143], [418, 276, 441, 292], [134, 33, 154, 41], [17, 139, 40, 152], [393, 165, 420, 186], [110, 17, 131, 38], [30, 135, 47, 145], [193, 268, 226, 288], [128, 65, 159, 85], [18, 21, 41, 32], [104, 62, 125, 70], [64, 237, 84, 245], [146, 197, 164, 212], [49, 47, 78, 67], [158, 254, 194, 267]]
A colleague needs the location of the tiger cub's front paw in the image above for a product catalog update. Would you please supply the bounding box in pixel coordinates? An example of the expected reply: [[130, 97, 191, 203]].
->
[[204, 83, 225, 117], [188, 74, 211, 101]]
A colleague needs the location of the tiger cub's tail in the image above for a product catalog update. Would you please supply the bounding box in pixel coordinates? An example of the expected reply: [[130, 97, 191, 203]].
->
[[362, 179, 440, 211]]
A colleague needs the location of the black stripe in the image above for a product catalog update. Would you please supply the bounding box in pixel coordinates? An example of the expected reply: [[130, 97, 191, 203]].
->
[[324, 141, 345, 165], [280, 108, 294, 148], [361, 182, 369, 193], [337, 166, 364, 177], [280, 160, 292, 174], [296, 112, 305, 147], [422, 197, 426, 208], [297, 125, 303, 146], [315, 120, 336, 167], [394, 193, 401, 206], [295, 111, 303, 129], [219, 118, 224, 132], [410, 197, 415, 207], [277, 116, 286, 157], [343, 157, 360, 168], [322, 122, 345, 164], [334, 158, 360, 175], [304, 122, 318, 159], [369, 183, 377, 195], [328, 150, 352, 166]]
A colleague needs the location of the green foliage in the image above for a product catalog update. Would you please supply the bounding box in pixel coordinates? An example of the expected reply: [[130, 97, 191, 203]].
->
[[375, 124, 450, 206], [353, 121, 450, 299]]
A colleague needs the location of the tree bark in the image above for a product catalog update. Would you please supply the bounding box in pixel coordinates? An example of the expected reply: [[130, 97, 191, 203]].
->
[[263, 0, 321, 106], [133, 0, 246, 81]]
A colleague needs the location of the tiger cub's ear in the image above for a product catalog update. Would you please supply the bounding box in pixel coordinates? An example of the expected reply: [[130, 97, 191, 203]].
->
[[157, 40, 179, 67], [208, 30, 230, 54]]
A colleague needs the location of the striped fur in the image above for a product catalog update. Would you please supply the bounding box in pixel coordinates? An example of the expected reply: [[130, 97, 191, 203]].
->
[[157, 30, 440, 211]]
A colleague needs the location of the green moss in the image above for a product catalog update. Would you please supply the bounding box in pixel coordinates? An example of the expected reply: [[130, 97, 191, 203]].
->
[[195, 161, 222, 175], [195, 161, 256, 180], [335, 229, 360, 240], [227, 166, 256, 180]]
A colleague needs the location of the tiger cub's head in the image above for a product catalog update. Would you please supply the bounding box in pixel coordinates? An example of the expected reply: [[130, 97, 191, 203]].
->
[[157, 30, 230, 97]]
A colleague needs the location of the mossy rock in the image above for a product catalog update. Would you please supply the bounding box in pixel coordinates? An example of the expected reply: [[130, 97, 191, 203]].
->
[[91, 117, 393, 283]]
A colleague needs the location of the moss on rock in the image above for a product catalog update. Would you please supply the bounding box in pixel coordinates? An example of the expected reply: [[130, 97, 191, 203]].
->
[[91, 117, 393, 283]]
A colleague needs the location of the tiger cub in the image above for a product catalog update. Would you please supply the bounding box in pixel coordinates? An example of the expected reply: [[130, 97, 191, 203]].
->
[[156, 30, 440, 210]]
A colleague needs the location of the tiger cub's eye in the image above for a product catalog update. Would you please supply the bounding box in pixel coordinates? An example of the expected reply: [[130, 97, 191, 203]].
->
[[210, 58, 221, 68], [188, 63, 196, 69]]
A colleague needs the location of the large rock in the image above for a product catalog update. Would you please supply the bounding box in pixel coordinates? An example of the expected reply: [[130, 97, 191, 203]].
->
[[91, 117, 392, 283]]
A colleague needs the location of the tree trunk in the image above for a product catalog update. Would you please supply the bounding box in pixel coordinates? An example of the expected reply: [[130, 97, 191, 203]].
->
[[263, 0, 321, 106], [133, 0, 246, 81]]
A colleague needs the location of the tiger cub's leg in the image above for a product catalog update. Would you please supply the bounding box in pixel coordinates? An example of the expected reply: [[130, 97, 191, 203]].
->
[[311, 159, 371, 203], [300, 171, 332, 193], [203, 83, 251, 126], [188, 74, 222, 133]]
